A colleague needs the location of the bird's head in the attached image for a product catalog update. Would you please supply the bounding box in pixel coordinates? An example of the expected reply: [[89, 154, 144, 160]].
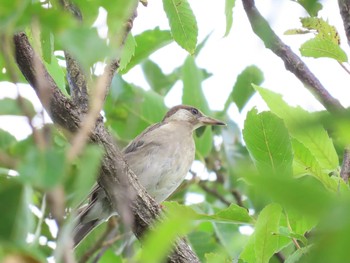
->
[[162, 105, 226, 130]]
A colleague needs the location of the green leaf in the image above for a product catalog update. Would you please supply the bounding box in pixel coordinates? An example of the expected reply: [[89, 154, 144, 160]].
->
[[227, 65, 264, 112], [119, 28, 173, 74], [300, 17, 339, 44], [292, 139, 337, 191], [118, 33, 136, 72], [58, 27, 112, 71], [254, 86, 339, 171], [69, 145, 103, 207], [295, 0, 322, 17], [240, 204, 287, 263], [18, 147, 66, 189], [244, 173, 334, 217], [188, 232, 220, 262], [285, 245, 313, 263], [162, 0, 198, 54], [182, 56, 209, 113], [0, 98, 35, 116], [136, 202, 194, 263], [224, 0, 236, 37], [205, 252, 231, 263], [0, 178, 32, 245], [182, 56, 213, 158], [106, 76, 167, 141], [141, 59, 179, 96], [164, 202, 253, 224], [300, 38, 348, 62], [44, 54, 68, 97], [41, 28, 53, 64], [243, 108, 293, 177], [0, 129, 17, 149], [213, 222, 247, 258], [102, 0, 138, 47]]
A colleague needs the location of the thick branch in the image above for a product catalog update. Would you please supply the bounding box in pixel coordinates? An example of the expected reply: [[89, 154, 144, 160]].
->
[[13, 33, 199, 263], [65, 52, 89, 112], [242, 0, 345, 113], [340, 146, 350, 182], [14, 32, 81, 132], [338, 0, 350, 46]]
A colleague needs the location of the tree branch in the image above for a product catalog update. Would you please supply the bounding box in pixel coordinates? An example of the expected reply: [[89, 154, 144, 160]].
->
[[13, 26, 199, 263], [241, 0, 345, 113], [340, 146, 350, 182], [338, 0, 350, 46]]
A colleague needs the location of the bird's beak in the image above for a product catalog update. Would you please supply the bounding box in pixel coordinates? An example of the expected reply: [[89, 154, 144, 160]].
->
[[199, 116, 226, 126]]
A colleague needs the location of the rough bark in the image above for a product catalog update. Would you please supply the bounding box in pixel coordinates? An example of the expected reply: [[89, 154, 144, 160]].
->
[[13, 21, 199, 263]]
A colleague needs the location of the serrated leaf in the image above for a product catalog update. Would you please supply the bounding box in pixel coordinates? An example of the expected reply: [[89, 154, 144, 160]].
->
[[227, 65, 264, 111], [240, 204, 287, 263], [300, 38, 348, 62], [118, 33, 136, 72], [254, 204, 285, 263], [224, 0, 236, 37], [292, 139, 337, 191], [119, 28, 173, 74], [300, 17, 338, 44], [162, 0, 198, 54], [254, 86, 339, 171], [243, 108, 293, 177]]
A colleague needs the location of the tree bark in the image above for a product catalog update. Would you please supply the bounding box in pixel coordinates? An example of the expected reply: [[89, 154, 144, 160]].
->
[[13, 24, 199, 263]]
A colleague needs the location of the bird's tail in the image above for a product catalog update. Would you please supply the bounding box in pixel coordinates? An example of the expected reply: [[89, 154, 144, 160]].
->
[[73, 218, 100, 248]]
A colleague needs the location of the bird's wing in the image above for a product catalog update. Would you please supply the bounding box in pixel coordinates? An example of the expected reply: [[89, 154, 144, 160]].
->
[[122, 122, 164, 154]]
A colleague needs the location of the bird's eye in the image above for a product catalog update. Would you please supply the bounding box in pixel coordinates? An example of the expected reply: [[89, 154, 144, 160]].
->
[[191, 108, 199, 115]]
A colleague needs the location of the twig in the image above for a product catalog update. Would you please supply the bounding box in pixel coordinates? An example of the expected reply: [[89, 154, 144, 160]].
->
[[231, 189, 244, 208], [338, 61, 350, 75], [198, 182, 231, 206], [33, 194, 47, 244], [48, 186, 75, 263], [241, 0, 344, 113], [340, 146, 350, 182]]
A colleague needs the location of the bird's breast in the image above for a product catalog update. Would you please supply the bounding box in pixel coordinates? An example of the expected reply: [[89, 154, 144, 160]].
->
[[126, 131, 195, 203]]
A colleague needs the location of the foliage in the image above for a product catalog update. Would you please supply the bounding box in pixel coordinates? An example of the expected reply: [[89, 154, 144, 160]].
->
[[1, 0, 350, 263]]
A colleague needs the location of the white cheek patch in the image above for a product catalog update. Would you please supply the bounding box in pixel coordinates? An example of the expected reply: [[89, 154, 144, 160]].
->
[[168, 109, 192, 122]]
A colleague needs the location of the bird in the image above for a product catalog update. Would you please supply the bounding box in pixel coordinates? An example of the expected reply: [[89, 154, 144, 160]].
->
[[73, 105, 225, 247]]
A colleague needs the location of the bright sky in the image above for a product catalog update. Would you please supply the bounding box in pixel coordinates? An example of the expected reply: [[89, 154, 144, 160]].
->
[[0, 0, 348, 139]]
